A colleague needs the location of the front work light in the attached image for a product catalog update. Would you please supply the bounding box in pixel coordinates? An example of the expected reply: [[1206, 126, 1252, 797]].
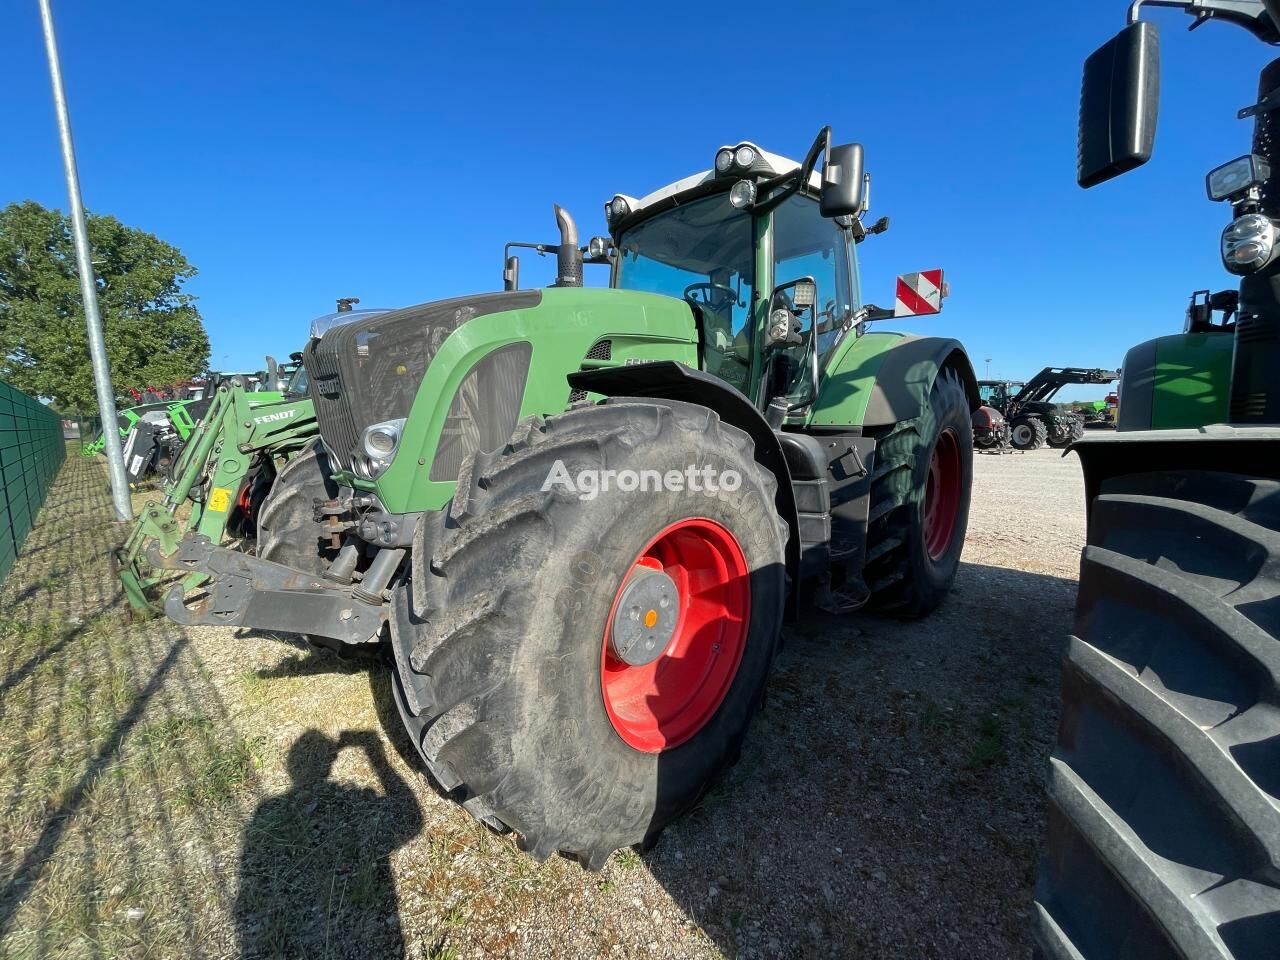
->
[[715, 148, 734, 173], [729, 180, 757, 209], [1207, 155, 1271, 202], [734, 145, 757, 168]]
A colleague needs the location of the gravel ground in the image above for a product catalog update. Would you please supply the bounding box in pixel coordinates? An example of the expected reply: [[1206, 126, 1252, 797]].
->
[[0, 444, 1085, 959]]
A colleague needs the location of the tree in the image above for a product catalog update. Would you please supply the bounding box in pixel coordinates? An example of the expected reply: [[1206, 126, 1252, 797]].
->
[[0, 200, 210, 413]]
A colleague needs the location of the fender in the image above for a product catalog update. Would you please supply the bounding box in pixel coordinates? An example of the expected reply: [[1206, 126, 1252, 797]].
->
[[566, 362, 801, 591], [860, 335, 979, 429]]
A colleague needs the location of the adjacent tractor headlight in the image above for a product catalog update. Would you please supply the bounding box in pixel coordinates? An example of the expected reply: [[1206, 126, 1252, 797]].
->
[[360, 418, 406, 477], [729, 179, 757, 209], [1206, 154, 1271, 202], [715, 148, 734, 173], [734, 145, 757, 168], [1221, 213, 1279, 274]]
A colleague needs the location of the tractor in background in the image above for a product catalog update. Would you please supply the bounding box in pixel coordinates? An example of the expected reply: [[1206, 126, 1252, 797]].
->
[[978, 366, 1120, 450], [1035, 4, 1280, 958], [143, 128, 980, 867]]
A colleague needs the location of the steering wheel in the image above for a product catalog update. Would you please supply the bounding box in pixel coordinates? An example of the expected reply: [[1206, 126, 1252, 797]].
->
[[683, 282, 738, 307]]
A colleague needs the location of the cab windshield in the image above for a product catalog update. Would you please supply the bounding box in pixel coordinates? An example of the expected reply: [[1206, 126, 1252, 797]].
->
[[615, 194, 754, 391]]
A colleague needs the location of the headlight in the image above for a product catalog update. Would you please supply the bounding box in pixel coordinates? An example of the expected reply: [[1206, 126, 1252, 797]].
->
[[734, 145, 757, 168], [729, 179, 757, 209], [588, 236, 610, 259], [1221, 213, 1278, 274], [361, 418, 405, 476], [1206, 154, 1270, 202], [715, 148, 734, 173]]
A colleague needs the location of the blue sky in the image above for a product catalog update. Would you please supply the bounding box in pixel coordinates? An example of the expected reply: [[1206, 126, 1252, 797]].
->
[[0, 1, 1269, 399]]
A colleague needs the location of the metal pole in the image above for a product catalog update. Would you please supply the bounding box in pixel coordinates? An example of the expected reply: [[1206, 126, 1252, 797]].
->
[[37, 0, 132, 520]]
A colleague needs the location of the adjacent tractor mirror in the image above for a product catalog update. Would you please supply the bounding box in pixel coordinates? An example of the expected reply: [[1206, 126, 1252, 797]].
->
[[820, 143, 865, 218], [1079, 20, 1160, 189]]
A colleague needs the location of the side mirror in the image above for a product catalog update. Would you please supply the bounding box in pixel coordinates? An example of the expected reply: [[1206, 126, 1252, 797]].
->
[[503, 255, 520, 291], [893, 270, 946, 317], [265, 355, 278, 390], [1079, 21, 1160, 189], [820, 143, 865, 218]]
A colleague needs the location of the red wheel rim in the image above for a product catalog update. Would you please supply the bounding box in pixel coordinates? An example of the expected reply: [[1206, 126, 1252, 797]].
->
[[601, 518, 750, 753], [923, 428, 961, 561]]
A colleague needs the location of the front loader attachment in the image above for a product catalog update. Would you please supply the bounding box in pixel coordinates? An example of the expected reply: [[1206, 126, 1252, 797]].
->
[[116, 385, 317, 615]]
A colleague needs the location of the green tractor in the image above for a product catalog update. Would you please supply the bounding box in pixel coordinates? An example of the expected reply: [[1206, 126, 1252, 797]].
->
[[147, 128, 981, 865], [1035, 4, 1280, 958], [117, 348, 324, 615]]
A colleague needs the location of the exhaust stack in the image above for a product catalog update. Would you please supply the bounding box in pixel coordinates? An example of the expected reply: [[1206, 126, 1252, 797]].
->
[[553, 204, 583, 288]]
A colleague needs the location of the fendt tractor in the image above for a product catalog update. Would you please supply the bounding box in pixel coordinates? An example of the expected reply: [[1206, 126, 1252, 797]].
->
[[976, 366, 1120, 450], [1035, 4, 1280, 958], [142, 128, 982, 866], [117, 346, 324, 615]]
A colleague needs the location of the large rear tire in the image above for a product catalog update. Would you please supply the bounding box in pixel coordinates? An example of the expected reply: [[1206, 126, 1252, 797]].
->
[[864, 367, 973, 617], [1034, 469, 1280, 959], [388, 400, 787, 867], [1011, 416, 1049, 450]]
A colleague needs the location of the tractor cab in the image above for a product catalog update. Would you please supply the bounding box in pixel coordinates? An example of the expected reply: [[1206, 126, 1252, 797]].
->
[[978, 380, 1022, 409], [597, 129, 946, 413]]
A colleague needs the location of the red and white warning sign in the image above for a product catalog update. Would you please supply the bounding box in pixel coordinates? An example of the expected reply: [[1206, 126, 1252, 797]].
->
[[893, 269, 946, 317]]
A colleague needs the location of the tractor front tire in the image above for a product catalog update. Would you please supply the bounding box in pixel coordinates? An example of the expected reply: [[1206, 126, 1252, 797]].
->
[[388, 400, 788, 867], [864, 367, 973, 617], [1034, 469, 1280, 959], [256, 444, 339, 574], [1011, 416, 1049, 450]]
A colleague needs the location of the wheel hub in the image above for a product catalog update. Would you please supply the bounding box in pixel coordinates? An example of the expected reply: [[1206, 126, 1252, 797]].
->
[[608, 567, 679, 666]]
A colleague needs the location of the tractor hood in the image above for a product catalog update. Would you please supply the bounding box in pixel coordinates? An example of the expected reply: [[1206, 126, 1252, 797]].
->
[[304, 290, 542, 478]]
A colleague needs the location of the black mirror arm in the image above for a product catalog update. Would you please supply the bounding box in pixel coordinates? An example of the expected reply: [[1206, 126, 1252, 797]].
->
[[752, 126, 832, 216], [1129, 0, 1280, 42]]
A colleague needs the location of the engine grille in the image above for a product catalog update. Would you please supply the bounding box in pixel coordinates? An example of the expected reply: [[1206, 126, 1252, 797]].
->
[[303, 290, 542, 473], [569, 340, 612, 403], [305, 341, 361, 470]]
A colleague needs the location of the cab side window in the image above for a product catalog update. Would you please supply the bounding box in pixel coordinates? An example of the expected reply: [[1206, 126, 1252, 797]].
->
[[773, 194, 855, 358]]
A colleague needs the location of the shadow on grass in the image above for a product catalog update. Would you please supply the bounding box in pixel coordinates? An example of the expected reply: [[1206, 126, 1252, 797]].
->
[[235, 728, 422, 958]]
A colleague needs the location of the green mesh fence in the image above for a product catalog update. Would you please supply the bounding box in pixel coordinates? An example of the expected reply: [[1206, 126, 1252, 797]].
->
[[0, 383, 67, 583]]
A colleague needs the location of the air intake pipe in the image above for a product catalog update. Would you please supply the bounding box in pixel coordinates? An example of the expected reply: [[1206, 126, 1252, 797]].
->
[[553, 204, 583, 288]]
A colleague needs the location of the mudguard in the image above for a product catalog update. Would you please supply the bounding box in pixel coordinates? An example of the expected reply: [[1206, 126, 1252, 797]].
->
[[1115, 331, 1233, 431], [810, 332, 979, 430], [566, 362, 801, 590]]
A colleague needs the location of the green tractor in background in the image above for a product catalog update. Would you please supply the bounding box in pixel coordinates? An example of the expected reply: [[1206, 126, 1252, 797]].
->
[[117, 340, 331, 615], [145, 128, 981, 866], [1035, 3, 1280, 958]]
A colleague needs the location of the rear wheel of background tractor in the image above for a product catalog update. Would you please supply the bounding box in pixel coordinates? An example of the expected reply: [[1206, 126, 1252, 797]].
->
[[863, 367, 973, 617], [1011, 416, 1048, 451], [388, 399, 788, 867], [1034, 469, 1280, 959]]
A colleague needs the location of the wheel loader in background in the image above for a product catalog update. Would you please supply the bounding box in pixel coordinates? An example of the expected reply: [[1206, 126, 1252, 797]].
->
[[1035, 4, 1280, 958], [140, 127, 981, 867], [976, 366, 1120, 450]]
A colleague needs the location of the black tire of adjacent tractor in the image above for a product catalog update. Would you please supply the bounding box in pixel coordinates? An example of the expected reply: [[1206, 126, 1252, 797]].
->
[[863, 367, 973, 618], [388, 399, 788, 868], [255, 445, 380, 657], [1034, 469, 1280, 959], [256, 444, 340, 575], [1010, 416, 1049, 450]]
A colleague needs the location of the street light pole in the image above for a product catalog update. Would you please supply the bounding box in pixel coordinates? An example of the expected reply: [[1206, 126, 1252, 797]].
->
[[37, 0, 133, 521], [984, 357, 992, 378]]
